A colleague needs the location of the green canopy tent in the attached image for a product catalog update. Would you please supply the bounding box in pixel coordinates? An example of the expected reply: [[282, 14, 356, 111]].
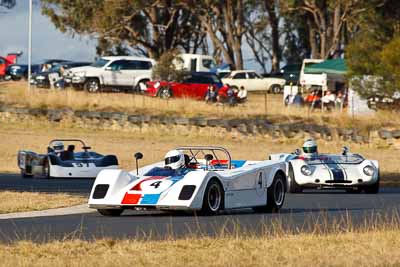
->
[[304, 58, 347, 75]]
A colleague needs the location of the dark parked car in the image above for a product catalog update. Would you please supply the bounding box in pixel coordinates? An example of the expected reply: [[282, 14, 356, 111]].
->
[[6, 59, 70, 81], [262, 63, 302, 85], [6, 64, 41, 80], [32, 61, 92, 88]]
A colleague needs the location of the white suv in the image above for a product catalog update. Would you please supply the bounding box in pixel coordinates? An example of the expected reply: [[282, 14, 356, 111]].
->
[[69, 56, 155, 92]]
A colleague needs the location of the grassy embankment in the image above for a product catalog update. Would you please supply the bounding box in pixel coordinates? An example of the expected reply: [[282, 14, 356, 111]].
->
[[1, 81, 400, 131], [0, 191, 86, 214]]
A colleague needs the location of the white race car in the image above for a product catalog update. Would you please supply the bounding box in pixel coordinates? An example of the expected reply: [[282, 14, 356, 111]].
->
[[88, 146, 287, 216], [17, 139, 119, 178], [270, 147, 380, 193]]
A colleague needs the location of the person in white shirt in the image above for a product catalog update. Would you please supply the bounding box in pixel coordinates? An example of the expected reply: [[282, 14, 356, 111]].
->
[[321, 90, 336, 110], [237, 86, 247, 103]]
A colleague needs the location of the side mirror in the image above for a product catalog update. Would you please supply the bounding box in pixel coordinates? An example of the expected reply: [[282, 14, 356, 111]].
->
[[294, 149, 301, 155], [105, 66, 112, 71], [205, 154, 213, 161], [204, 154, 213, 170], [134, 152, 143, 160], [134, 152, 143, 175], [342, 146, 349, 156]]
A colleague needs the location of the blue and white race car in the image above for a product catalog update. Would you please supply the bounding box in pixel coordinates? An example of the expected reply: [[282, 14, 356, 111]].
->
[[270, 143, 379, 194], [18, 139, 119, 178], [88, 146, 287, 216]]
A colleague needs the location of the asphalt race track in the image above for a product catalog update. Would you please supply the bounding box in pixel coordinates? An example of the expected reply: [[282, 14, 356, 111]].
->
[[0, 173, 400, 242]]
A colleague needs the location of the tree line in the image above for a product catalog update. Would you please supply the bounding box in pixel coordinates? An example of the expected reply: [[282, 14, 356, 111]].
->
[[6, 0, 400, 96]]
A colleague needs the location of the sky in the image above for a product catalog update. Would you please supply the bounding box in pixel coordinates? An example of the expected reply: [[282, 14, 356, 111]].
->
[[0, 1, 260, 70], [0, 0, 97, 64]]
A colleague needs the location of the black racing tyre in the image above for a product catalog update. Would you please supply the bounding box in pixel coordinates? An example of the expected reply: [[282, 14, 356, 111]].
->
[[263, 172, 286, 212], [288, 163, 302, 193], [85, 78, 101, 93], [21, 169, 33, 178], [97, 209, 124, 217], [200, 179, 224, 215], [364, 172, 380, 194], [158, 86, 172, 99]]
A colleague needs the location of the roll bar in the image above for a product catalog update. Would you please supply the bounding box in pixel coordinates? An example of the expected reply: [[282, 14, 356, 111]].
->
[[175, 146, 232, 169], [48, 139, 90, 151]]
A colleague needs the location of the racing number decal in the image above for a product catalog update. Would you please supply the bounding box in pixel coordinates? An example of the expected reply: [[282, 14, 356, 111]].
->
[[150, 181, 162, 189]]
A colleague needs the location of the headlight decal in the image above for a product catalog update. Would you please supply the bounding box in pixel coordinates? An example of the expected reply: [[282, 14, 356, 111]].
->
[[300, 165, 312, 176], [363, 166, 375, 176]]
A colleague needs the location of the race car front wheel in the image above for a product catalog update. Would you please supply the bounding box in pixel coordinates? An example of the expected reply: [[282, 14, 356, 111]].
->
[[97, 209, 124, 217], [364, 172, 380, 194], [200, 179, 224, 215]]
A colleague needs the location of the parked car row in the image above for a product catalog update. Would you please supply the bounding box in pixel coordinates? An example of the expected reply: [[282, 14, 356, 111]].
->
[[5, 54, 295, 97], [6, 59, 70, 81]]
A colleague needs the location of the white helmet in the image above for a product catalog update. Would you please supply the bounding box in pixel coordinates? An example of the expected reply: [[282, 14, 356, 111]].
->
[[53, 141, 64, 153], [302, 139, 318, 156], [164, 150, 185, 170]]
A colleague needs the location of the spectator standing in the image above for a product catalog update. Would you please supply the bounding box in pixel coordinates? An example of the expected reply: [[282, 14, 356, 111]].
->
[[227, 86, 236, 106], [292, 91, 304, 107], [205, 85, 218, 103], [335, 91, 345, 111], [321, 90, 336, 110], [237, 86, 247, 103]]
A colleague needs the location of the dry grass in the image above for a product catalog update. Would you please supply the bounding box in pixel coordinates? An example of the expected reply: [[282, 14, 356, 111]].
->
[[0, 228, 399, 266], [1, 81, 400, 130], [0, 191, 85, 214], [0, 118, 398, 185]]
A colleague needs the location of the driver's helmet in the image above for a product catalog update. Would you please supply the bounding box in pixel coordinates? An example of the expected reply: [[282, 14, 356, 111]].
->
[[164, 150, 185, 169], [302, 139, 318, 157], [53, 141, 64, 153]]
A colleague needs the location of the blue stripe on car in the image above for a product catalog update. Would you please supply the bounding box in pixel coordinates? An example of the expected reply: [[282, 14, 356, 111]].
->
[[325, 163, 345, 180], [232, 160, 247, 168], [140, 194, 161, 205]]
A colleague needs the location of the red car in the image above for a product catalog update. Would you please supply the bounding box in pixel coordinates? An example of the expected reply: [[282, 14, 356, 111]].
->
[[0, 53, 19, 79], [146, 72, 227, 99]]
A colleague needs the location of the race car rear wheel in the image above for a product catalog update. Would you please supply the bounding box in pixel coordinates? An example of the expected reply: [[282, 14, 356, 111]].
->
[[288, 163, 303, 193], [255, 172, 286, 213], [200, 179, 224, 215], [97, 209, 124, 217]]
